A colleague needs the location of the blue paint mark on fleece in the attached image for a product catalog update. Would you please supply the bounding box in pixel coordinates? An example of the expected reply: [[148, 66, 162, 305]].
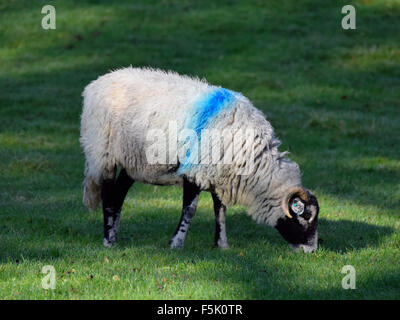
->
[[177, 88, 237, 174]]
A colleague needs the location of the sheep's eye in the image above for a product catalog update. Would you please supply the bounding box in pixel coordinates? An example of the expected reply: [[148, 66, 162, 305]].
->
[[291, 197, 305, 216]]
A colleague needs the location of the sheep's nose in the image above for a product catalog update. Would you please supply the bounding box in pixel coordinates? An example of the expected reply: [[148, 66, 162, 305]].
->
[[289, 243, 317, 253], [300, 244, 317, 253]]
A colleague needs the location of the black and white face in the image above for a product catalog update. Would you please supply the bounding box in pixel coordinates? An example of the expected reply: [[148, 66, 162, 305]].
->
[[275, 192, 319, 253]]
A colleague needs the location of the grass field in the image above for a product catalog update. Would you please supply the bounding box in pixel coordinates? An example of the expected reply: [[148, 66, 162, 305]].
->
[[0, 0, 399, 299]]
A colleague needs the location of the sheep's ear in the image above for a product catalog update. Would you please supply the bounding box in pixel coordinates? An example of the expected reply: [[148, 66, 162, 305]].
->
[[290, 197, 305, 216], [305, 192, 319, 223]]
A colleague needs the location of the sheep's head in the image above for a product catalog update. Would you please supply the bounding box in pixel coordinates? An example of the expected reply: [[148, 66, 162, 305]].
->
[[275, 186, 319, 253]]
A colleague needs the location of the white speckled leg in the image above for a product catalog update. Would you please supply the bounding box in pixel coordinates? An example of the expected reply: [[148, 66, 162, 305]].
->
[[169, 178, 200, 249]]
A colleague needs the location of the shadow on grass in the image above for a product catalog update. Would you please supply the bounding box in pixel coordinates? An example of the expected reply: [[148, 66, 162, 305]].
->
[[0, 193, 395, 261], [118, 210, 395, 253]]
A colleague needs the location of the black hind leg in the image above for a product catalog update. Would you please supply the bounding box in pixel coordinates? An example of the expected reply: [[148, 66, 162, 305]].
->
[[101, 169, 134, 247]]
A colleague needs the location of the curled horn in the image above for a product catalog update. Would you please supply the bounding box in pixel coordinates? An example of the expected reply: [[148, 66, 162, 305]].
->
[[281, 186, 309, 219]]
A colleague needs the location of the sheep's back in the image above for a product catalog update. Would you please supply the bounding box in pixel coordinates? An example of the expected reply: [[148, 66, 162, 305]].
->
[[80, 67, 274, 192]]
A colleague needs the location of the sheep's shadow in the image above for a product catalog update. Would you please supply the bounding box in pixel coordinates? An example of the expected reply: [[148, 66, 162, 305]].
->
[[0, 198, 393, 264], [316, 218, 394, 253], [116, 208, 395, 253]]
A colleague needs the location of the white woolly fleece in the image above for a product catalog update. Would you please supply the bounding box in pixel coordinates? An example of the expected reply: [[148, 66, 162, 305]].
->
[[80, 67, 302, 226]]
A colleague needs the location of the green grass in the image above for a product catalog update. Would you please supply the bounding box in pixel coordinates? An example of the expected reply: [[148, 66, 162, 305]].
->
[[0, 0, 399, 299]]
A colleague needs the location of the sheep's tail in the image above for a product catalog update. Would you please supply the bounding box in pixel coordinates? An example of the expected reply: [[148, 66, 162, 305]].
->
[[83, 175, 102, 211]]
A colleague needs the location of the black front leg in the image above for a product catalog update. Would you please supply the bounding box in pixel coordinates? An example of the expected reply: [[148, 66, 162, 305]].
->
[[212, 192, 229, 249], [101, 169, 134, 247], [169, 178, 201, 249]]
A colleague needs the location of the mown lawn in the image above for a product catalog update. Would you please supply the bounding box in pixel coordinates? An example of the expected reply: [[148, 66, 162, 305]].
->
[[0, 0, 399, 299]]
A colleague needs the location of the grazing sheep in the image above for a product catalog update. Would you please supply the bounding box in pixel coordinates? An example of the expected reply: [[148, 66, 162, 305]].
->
[[80, 67, 320, 252]]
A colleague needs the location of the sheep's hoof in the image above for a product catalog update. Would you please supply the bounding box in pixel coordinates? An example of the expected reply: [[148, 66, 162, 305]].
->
[[216, 240, 229, 249], [103, 238, 116, 248], [169, 238, 184, 249]]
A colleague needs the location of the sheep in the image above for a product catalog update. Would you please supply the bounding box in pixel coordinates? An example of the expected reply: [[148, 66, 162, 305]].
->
[[80, 67, 320, 253]]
